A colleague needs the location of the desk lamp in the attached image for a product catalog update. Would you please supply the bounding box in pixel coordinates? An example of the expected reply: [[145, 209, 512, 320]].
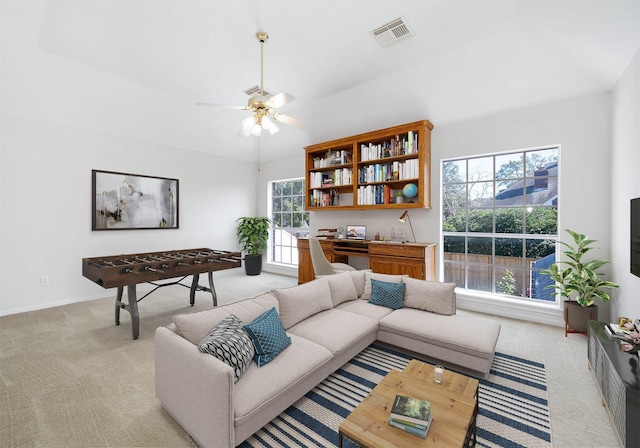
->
[[398, 210, 416, 242]]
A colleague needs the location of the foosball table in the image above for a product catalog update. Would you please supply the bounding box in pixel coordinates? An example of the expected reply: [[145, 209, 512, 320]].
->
[[82, 248, 241, 339]]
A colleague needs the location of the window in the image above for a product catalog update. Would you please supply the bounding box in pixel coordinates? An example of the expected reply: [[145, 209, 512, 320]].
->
[[269, 178, 310, 266], [442, 146, 558, 301]]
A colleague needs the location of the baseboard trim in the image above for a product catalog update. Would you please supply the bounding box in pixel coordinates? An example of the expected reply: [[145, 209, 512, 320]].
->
[[262, 263, 298, 278], [0, 293, 109, 317]]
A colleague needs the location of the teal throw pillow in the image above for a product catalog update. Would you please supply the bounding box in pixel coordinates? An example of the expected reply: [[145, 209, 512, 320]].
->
[[243, 307, 291, 367], [368, 278, 405, 309]]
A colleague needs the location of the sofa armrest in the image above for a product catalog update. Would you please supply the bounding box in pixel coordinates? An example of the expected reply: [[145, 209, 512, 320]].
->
[[155, 326, 235, 448]]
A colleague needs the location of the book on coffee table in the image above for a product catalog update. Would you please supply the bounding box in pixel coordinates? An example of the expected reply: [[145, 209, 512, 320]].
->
[[389, 394, 431, 426], [388, 413, 433, 439], [605, 323, 627, 339]]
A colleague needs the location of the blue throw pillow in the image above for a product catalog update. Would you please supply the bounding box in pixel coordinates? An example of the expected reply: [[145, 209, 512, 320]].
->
[[368, 278, 405, 309], [243, 307, 292, 367]]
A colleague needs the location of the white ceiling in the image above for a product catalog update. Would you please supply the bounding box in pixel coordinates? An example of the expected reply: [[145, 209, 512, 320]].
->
[[2, 0, 639, 162]]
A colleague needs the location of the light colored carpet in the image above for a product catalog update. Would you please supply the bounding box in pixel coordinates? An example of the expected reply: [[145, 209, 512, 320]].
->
[[0, 269, 621, 447]]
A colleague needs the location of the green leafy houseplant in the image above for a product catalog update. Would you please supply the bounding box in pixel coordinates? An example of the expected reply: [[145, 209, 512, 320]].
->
[[236, 217, 271, 256], [541, 229, 619, 307]]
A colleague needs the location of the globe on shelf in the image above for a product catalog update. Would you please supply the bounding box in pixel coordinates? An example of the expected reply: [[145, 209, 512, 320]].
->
[[402, 183, 418, 199]]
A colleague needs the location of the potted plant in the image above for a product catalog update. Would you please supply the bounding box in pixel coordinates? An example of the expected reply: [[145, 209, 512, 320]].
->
[[541, 229, 619, 335], [236, 217, 271, 276]]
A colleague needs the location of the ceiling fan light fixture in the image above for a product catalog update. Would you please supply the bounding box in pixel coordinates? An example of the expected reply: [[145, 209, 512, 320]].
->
[[250, 125, 262, 137], [242, 115, 256, 130], [261, 116, 279, 135], [239, 116, 261, 136], [200, 30, 301, 139]]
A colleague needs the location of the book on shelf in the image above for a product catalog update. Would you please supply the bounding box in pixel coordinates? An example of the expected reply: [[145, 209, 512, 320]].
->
[[390, 395, 431, 426], [387, 413, 432, 439]]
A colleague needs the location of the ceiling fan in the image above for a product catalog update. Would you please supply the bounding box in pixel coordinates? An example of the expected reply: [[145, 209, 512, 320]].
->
[[197, 32, 303, 137]]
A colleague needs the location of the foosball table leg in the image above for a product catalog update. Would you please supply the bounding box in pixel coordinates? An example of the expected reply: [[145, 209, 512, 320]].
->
[[114, 285, 140, 339], [128, 284, 139, 340], [115, 286, 123, 326], [190, 274, 199, 306], [208, 271, 217, 307], [189, 272, 218, 307]]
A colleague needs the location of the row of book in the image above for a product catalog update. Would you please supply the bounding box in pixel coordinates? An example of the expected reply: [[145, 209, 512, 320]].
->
[[309, 189, 339, 207], [360, 132, 419, 162], [312, 150, 352, 168], [356, 185, 403, 206], [309, 169, 353, 188], [358, 159, 419, 183], [388, 394, 433, 439]]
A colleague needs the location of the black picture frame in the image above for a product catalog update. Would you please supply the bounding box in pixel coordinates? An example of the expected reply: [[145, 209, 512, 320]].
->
[[92, 169, 179, 230]]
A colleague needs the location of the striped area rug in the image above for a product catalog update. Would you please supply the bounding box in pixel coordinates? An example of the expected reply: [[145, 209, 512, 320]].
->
[[239, 344, 551, 448]]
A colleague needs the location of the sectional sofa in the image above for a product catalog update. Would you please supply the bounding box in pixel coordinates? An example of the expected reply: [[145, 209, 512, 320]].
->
[[155, 270, 501, 448]]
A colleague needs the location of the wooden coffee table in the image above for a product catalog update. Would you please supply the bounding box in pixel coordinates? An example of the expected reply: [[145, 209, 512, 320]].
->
[[338, 360, 479, 447]]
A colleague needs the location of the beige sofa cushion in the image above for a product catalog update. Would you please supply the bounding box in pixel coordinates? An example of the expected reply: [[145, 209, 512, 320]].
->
[[234, 334, 332, 425], [287, 309, 378, 355], [348, 270, 367, 297], [402, 278, 457, 315], [275, 277, 333, 329], [172, 292, 278, 345], [379, 308, 500, 359], [325, 271, 359, 306], [361, 271, 406, 301], [335, 299, 395, 321]]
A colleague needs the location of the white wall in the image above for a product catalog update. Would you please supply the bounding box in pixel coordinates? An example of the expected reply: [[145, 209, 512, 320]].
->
[[310, 92, 613, 325], [2, 88, 628, 325], [0, 115, 257, 315], [611, 49, 640, 321]]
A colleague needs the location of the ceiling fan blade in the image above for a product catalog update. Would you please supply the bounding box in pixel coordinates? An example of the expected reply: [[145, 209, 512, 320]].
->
[[196, 102, 248, 110], [273, 113, 307, 130], [265, 92, 296, 109]]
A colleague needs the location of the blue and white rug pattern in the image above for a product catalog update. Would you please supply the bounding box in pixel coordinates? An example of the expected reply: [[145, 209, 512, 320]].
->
[[239, 344, 551, 448]]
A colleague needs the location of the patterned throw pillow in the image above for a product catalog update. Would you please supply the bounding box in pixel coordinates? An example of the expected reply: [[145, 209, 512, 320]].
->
[[368, 278, 405, 309], [243, 307, 292, 367], [198, 314, 255, 383]]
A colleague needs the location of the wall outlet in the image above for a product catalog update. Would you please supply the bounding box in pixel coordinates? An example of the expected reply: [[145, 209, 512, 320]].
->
[[40, 276, 49, 286]]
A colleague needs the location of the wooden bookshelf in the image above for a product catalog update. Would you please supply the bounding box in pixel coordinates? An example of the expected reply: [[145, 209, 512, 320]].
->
[[305, 120, 433, 210]]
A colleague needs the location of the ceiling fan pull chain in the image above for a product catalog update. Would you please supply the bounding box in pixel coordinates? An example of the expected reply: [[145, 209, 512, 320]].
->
[[257, 136, 261, 172]]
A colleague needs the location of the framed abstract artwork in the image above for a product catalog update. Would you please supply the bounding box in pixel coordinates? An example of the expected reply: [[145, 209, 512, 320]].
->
[[92, 169, 179, 230]]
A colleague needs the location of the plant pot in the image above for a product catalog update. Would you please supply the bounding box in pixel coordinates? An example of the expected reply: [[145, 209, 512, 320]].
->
[[564, 300, 598, 337], [243, 254, 263, 276]]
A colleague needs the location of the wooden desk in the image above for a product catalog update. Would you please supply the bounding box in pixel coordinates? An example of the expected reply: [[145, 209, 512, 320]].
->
[[296, 238, 436, 284]]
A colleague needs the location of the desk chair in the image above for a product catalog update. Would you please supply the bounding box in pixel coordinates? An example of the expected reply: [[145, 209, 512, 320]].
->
[[309, 237, 356, 276]]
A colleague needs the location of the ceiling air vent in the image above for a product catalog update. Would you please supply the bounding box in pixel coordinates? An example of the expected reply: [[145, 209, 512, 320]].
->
[[372, 17, 414, 48], [244, 85, 274, 98]]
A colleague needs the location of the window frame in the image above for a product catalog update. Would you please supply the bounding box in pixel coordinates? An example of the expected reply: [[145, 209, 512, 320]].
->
[[441, 145, 559, 303], [267, 177, 309, 266]]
